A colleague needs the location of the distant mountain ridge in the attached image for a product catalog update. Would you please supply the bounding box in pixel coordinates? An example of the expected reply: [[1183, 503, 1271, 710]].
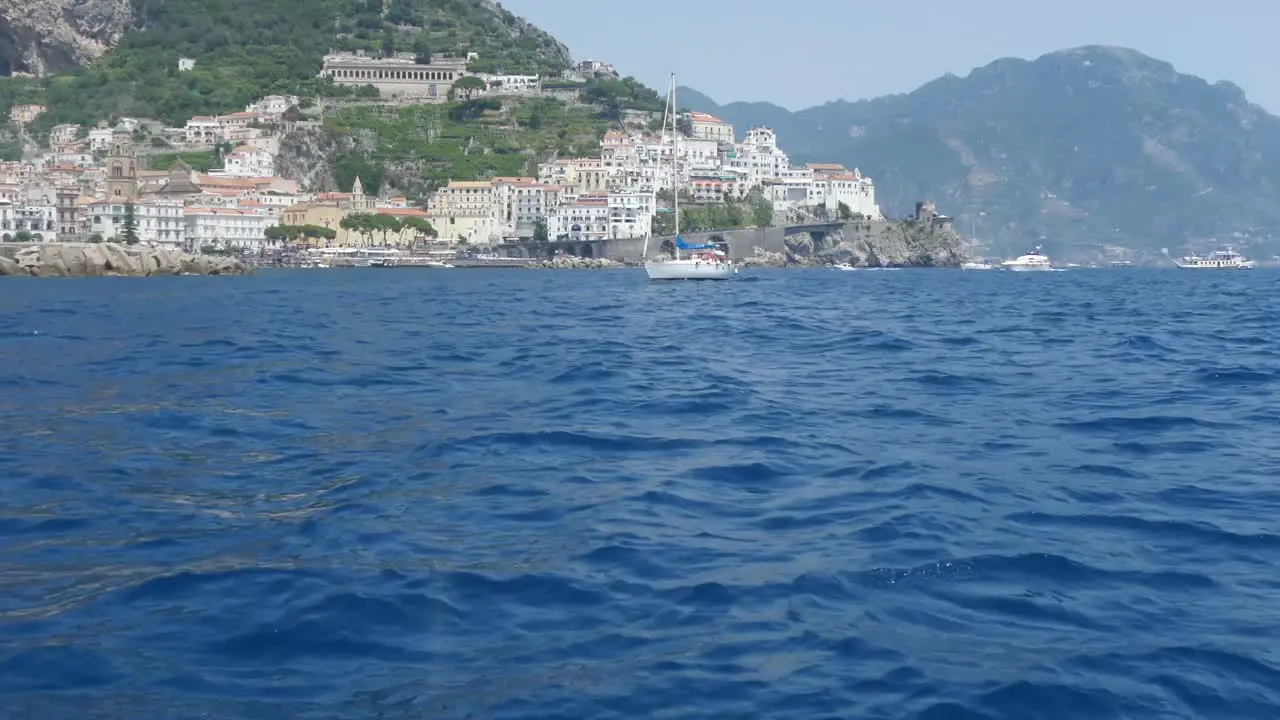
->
[[680, 46, 1280, 258]]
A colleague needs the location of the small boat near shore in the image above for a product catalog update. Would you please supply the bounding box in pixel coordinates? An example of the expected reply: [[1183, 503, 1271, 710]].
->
[[962, 259, 997, 270]]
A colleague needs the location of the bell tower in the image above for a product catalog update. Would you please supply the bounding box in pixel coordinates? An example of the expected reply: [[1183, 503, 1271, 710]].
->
[[105, 131, 138, 201]]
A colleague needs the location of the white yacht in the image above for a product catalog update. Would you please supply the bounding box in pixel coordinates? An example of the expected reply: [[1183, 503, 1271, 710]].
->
[[1001, 245, 1053, 271], [1170, 248, 1255, 269], [643, 75, 733, 281]]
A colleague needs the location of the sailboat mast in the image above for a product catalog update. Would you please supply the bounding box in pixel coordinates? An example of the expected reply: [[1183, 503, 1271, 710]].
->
[[671, 74, 680, 261]]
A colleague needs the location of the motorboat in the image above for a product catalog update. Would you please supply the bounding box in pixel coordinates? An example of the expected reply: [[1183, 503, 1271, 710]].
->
[[1001, 245, 1053, 271]]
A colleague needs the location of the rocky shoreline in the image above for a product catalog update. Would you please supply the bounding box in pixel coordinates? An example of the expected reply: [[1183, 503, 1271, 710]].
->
[[0, 243, 248, 277], [528, 256, 628, 269]]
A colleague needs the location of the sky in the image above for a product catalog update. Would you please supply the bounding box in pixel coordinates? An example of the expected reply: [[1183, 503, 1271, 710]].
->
[[497, 0, 1274, 113]]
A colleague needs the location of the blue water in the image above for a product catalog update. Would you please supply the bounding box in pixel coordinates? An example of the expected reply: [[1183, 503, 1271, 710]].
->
[[2, 267, 1279, 719]]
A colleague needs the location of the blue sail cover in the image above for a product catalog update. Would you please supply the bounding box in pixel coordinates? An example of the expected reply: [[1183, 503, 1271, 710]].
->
[[675, 235, 717, 251]]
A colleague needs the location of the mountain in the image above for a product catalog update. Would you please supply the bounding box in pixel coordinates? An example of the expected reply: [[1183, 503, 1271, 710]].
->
[[681, 46, 1280, 257], [0, 0, 573, 126]]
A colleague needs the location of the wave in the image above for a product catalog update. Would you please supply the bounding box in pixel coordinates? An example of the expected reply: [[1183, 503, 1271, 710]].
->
[[2, 268, 1279, 716]]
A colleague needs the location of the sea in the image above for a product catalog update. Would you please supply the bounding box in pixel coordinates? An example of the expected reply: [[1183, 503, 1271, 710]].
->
[[1, 266, 1279, 719]]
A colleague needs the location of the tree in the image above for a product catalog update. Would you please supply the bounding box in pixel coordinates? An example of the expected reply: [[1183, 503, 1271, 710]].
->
[[412, 35, 432, 65], [533, 218, 549, 243], [13, 231, 32, 243], [750, 198, 774, 228], [340, 213, 379, 246], [837, 201, 853, 221], [120, 202, 140, 245], [88, 233, 104, 243], [400, 216, 437, 244], [450, 75, 487, 101], [371, 213, 403, 245], [305, 225, 337, 243], [381, 26, 397, 58]]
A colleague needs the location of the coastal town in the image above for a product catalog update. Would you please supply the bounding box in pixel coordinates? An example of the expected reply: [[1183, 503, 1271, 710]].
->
[[0, 52, 884, 256]]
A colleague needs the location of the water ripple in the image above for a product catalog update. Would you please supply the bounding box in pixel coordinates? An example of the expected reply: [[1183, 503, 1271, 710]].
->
[[1, 267, 1279, 718]]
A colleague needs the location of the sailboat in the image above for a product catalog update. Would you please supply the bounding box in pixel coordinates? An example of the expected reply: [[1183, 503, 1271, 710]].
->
[[643, 74, 734, 281]]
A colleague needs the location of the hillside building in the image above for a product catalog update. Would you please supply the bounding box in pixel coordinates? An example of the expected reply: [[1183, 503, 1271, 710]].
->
[[320, 52, 469, 101]]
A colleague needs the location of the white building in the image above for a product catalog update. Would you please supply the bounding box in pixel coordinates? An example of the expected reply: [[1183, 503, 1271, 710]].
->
[[178, 57, 196, 71], [85, 199, 186, 246], [49, 124, 81, 149], [490, 177, 535, 223], [427, 180, 502, 244], [9, 104, 45, 125], [546, 196, 610, 241], [511, 183, 563, 227], [725, 127, 789, 188], [246, 95, 298, 116], [477, 74, 540, 95], [219, 146, 275, 177], [0, 200, 57, 241], [185, 207, 275, 251], [607, 190, 654, 239], [430, 180, 499, 218], [684, 111, 734, 144], [185, 117, 221, 147], [807, 165, 881, 219], [87, 127, 116, 153], [764, 169, 816, 213]]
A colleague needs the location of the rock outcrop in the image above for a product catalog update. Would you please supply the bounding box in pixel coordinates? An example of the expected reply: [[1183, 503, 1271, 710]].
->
[[0, 0, 133, 76], [784, 218, 966, 268], [530, 255, 626, 270], [0, 243, 247, 277], [738, 248, 786, 268]]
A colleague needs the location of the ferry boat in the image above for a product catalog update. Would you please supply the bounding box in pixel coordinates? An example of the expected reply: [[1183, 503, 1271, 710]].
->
[[1171, 248, 1255, 269], [1000, 245, 1053, 271]]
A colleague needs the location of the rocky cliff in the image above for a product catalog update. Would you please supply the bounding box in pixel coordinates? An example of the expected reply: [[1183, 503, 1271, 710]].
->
[[784, 219, 966, 268], [0, 0, 132, 76], [0, 243, 247, 277]]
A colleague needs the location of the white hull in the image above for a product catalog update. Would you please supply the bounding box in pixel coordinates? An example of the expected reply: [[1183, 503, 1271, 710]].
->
[[645, 258, 733, 280], [1173, 261, 1255, 269], [1005, 264, 1052, 271]]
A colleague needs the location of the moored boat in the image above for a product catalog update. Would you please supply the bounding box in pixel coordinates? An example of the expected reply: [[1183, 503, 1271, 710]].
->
[[642, 74, 734, 281]]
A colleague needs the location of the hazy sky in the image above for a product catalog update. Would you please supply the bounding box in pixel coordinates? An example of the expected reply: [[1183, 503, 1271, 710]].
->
[[498, 0, 1272, 112]]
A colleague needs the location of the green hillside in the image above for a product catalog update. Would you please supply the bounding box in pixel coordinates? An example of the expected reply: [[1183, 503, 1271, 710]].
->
[[310, 97, 614, 197], [1, 0, 573, 128]]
